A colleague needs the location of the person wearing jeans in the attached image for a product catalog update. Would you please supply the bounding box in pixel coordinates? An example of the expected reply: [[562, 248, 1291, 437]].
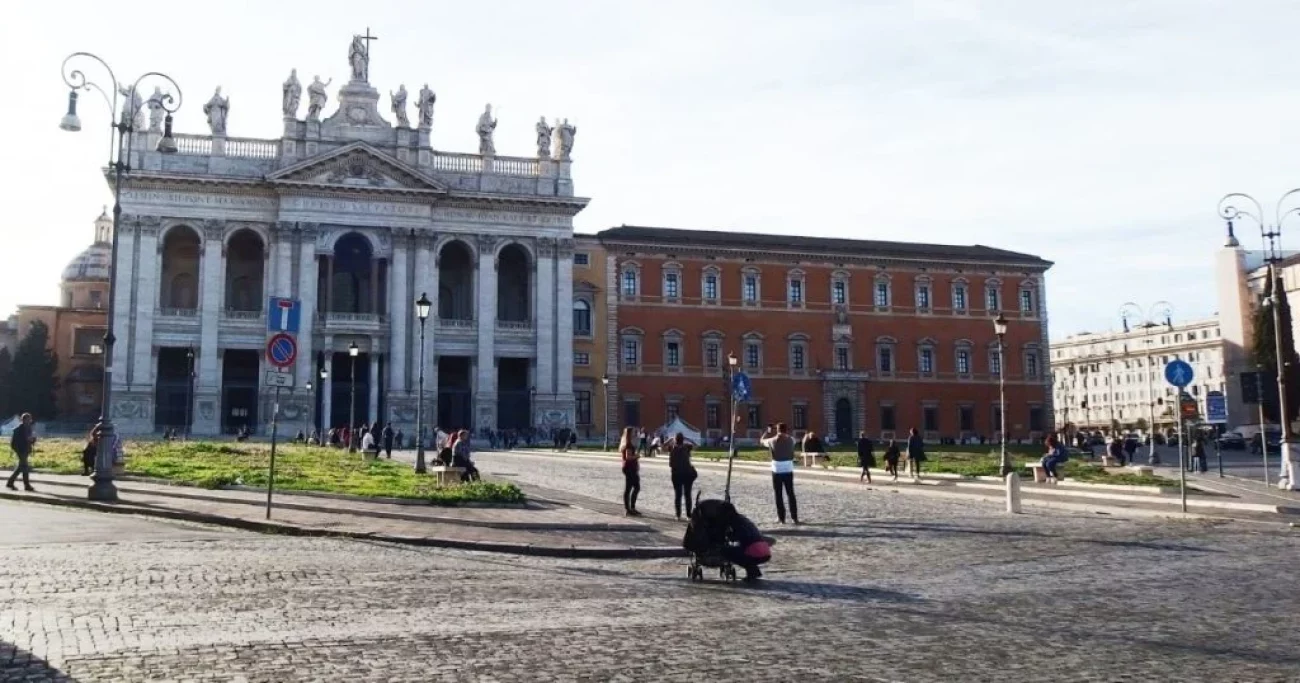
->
[[618, 427, 641, 516], [6, 413, 35, 492], [668, 432, 697, 519], [760, 421, 799, 524]]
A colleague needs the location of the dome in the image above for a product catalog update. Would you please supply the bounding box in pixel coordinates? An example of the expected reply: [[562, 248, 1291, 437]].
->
[[61, 242, 111, 283]]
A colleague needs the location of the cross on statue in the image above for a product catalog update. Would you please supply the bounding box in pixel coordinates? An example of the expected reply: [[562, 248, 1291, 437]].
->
[[360, 27, 378, 58], [349, 28, 379, 82]]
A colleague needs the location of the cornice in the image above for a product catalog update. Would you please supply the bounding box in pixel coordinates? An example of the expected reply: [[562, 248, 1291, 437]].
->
[[601, 240, 1049, 274]]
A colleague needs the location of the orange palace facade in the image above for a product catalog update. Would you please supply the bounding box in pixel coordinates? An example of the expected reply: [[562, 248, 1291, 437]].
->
[[593, 226, 1053, 445]]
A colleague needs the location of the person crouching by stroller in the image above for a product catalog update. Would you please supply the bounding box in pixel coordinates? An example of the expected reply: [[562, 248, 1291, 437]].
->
[[619, 427, 641, 516], [883, 439, 901, 481], [724, 510, 772, 583]]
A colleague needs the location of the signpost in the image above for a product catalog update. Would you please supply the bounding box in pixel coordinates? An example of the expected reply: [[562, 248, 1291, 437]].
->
[[1164, 359, 1194, 512], [263, 298, 301, 519], [725, 368, 752, 502], [1205, 390, 1227, 424]]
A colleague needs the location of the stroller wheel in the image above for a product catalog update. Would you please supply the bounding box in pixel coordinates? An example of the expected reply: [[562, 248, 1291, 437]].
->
[[724, 566, 737, 582]]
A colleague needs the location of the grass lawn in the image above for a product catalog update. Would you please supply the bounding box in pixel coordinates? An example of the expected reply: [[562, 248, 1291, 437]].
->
[[0, 439, 524, 505], [562, 443, 1171, 487]]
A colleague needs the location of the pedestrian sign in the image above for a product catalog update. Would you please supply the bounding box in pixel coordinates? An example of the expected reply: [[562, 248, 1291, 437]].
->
[[1206, 390, 1228, 424], [266, 332, 297, 368], [731, 371, 752, 401], [1164, 359, 1194, 388], [267, 297, 301, 334]]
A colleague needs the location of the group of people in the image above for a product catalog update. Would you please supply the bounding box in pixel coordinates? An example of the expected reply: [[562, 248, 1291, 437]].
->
[[618, 427, 699, 518]]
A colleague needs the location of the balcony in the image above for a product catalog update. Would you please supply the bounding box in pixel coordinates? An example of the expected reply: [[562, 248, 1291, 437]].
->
[[222, 309, 263, 325], [319, 312, 387, 333], [436, 318, 477, 335], [158, 307, 198, 318], [495, 319, 534, 338]]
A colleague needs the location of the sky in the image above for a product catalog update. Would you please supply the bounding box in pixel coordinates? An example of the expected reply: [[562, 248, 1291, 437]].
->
[[4, 0, 1300, 340]]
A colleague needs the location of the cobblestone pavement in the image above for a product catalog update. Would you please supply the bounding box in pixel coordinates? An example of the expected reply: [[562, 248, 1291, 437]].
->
[[4, 455, 1300, 683]]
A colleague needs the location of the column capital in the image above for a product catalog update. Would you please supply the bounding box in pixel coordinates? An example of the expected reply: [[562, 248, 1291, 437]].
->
[[201, 219, 226, 241], [536, 236, 557, 258], [138, 215, 162, 236], [557, 237, 575, 258]]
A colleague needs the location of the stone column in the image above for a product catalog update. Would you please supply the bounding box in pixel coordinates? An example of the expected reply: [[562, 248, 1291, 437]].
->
[[475, 235, 498, 430], [129, 217, 159, 388], [368, 350, 380, 425], [193, 219, 226, 436], [272, 221, 294, 298], [322, 343, 334, 431], [109, 215, 137, 394], [325, 255, 334, 314], [388, 230, 409, 394], [370, 257, 380, 314], [534, 238, 557, 401], [295, 224, 319, 394], [413, 234, 436, 423]]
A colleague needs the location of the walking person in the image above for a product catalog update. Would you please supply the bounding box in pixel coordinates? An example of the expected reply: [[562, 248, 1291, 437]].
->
[[856, 431, 875, 483], [6, 413, 36, 492], [619, 427, 642, 516], [906, 427, 926, 479], [381, 422, 395, 458], [1108, 436, 1126, 467], [759, 421, 800, 524], [883, 439, 901, 481], [668, 432, 698, 520]]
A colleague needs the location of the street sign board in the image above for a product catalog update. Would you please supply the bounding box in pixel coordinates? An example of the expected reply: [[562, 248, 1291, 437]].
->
[[1180, 393, 1199, 420], [1164, 359, 1194, 388], [731, 371, 752, 401], [1206, 390, 1228, 423], [266, 297, 301, 334], [265, 370, 295, 388], [266, 332, 298, 368]]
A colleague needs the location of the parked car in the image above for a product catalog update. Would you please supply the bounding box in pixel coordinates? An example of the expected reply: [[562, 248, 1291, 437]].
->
[[1216, 432, 1247, 450], [1250, 431, 1282, 455]]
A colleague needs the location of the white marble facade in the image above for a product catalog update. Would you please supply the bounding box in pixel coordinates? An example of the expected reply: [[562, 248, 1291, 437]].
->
[[107, 37, 588, 436]]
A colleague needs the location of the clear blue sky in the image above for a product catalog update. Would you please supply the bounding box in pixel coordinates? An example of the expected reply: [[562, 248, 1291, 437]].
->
[[5, 0, 1300, 339]]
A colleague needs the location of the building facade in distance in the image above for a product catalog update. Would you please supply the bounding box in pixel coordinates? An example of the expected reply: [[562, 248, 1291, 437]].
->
[[598, 226, 1053, 444], [1050, 318, 1226, 434], [571, 235, 612, 441]]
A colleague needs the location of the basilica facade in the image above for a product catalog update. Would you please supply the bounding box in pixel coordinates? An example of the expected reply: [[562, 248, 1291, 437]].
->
[[108, 37, 587, 436]]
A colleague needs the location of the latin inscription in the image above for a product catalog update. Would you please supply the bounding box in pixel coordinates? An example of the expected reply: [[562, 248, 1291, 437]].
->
[[282, 196, 431, 218], [436, 208, 570, 227], [121, 190, 275, 209]]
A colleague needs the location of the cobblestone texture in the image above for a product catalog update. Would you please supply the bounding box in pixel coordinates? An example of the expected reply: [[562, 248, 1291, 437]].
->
[[3, 449, 1300, 682]]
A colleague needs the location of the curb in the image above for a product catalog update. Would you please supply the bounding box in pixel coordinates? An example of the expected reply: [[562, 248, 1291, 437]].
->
[[0, 491, 688, 560]]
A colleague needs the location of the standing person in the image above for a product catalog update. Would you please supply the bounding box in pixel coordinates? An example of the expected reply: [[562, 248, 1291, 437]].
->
[[759, 421, 800, 524], [381, 422, 395, 458], [6, 413, 36, 492], [82, 424, 100, 476], [668, 432, 698, 520], [1192, 432, 1208, 473], [619, 427, 641, 516], [856, 431, 875, 483], [638, 429, 649, 458], [1108, 436, 1126, 467], [906, 427, 926, 479], [883, 439, 901, 481]]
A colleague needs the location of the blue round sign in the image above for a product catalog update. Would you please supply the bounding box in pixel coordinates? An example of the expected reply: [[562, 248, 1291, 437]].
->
[[1164, 359, 1194, 388], [731, 371, 752, 401]]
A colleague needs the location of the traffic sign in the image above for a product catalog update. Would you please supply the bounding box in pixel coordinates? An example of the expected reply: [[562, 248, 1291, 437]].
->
[[1180, 393, 1199, 420], [267, 297, 301, 334], [1164, 359, 1194, 388], [265, 370, 295, 388], [1206, 391, 1228, 424], [731, 371, 752, 401], [266, 332, 297, 368]]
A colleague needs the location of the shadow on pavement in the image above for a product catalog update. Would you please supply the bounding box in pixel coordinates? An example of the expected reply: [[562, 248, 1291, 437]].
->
[[1, 639, 76, 682], [851, 520, 1223, 552]]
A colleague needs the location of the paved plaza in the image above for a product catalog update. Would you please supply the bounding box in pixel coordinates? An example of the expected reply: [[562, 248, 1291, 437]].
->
[[3, 452, 1299, 682]]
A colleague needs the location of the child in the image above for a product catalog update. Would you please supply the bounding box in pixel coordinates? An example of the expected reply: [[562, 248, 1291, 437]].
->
[[883, 439, 901, 481]]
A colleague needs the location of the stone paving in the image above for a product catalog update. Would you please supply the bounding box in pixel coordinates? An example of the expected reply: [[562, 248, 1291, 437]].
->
[[3, 451, 1300, 682]]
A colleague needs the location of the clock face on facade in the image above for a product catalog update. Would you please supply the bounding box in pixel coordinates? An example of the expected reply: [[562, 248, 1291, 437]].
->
[[347, 106, 369, 124]]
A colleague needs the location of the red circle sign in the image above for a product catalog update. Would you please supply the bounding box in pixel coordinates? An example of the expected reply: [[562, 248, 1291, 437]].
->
[[266, 333, 297, 368]]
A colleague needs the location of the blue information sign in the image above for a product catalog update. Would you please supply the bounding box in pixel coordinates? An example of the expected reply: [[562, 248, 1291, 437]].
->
[[731, 371, 752, 401], [267, 297, 301, 334], [1206, 390, 1228, 424], [1164, 359, 1194, 388]]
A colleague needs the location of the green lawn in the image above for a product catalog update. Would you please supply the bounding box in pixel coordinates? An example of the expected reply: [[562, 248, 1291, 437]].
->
[[1, 439, 524, 505], [567, 443, 1171, 486]]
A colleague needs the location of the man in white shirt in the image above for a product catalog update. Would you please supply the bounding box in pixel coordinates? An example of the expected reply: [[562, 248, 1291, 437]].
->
[[759, 421, 800, 524]]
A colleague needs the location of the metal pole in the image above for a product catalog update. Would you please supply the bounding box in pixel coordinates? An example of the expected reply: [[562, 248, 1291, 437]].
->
[[1146, 335, 1159, 465], [998, 338, 1009, 476], [1178, 417, 1187, 512], [266, 386, 281, 519], [1269, 263, 1294, 488], [1216, 426, 1223, 477], [725, 391, 736, 502], [349, 354, 357, 453], [602, 383, 610, 451], [185, 351, 194, 441], [1258, 370, 1270, 486], [415, 319, 427, 473]]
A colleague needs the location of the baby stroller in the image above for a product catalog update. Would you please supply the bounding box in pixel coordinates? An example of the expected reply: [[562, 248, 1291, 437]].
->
[[684, 496, 742, 583]]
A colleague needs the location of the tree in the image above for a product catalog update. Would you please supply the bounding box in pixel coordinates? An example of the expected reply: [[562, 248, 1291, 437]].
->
[[8, 321, 59, 420], [1135, 417, 1149, 432], [1251, 269, 1300, 424], [0, 347, 11, 417]]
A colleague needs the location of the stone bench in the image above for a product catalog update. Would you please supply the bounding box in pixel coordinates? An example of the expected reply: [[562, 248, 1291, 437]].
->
[[1100, 455, 1118, 467], [1023, 462, 1062, 483], [427, 466, 466, 486], [1128, 465, 1155, 477], [801, 452, 831, 468]]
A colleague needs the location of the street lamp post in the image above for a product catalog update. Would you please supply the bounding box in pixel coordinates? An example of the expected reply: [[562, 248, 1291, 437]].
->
[[318, 366, 328, 441], [185, 347, 195, 441], [726, 352, 739, 461], [304, 380, 313, 441], [601, 375, 611, 451], [59, 52, 182, 502], [1120, 301, 1174, 465], [414, 293, 432, 473], [1105, 350, 1117, 435], [994, 315, 1010, 477], [348, 342, 359, 453], [1219, 191, 1300, 490]]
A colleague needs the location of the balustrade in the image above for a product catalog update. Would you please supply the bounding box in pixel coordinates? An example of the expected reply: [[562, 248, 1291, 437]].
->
[[158, 307, 199, 318], [491, 157, 541, 177], [222, 309, 262, 321], [224, 137, 279, 159], [173, 135, 212, 155], [436, 318, 477, 331], [430, 152, 483, 174]]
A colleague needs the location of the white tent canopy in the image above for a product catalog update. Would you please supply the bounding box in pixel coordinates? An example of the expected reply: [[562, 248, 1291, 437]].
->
[[657, 416, 703, 445]]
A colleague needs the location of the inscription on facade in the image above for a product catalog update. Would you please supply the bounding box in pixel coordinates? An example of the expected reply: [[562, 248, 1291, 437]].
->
[[436, 208, 570, 227], [282, 196, 431, 218], [121, 190, 276, 209]]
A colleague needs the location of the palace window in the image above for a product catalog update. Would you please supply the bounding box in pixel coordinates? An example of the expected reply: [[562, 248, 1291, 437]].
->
[[621, 269, 638, 297], [832, 278, 848, 305], [985, 281, 1002, 312], [959, 405, 974, 432], [956, 348, 971, 375], [575, 391, 592, 425], [573, 252, 590, 266], [747, 404, 763, 429], [923, 405, 939, 432], [916, 284, 931, 311], [573, 299, 592, 336], [792, 404, 808, 431], [743, 274, 759, 304], [953, 281, 969, 312], [666, 341, 681, 368], [834, 345, 849, 370], [622, 339, 640, 367], [706, 403, 721, 430], [874, 280, 890, 308], [1019, 287, 1035, 314], [919, 347, 935, 375], [880, 404, 897, 431], [790, 343, 806, 372], [705, 340, 720, 369], [745, 342, 761, 369], [788, 279, 804, 306], [990, 349, 1002, 377], [574, 352, 590, 366], [664, 272, 680, 301]]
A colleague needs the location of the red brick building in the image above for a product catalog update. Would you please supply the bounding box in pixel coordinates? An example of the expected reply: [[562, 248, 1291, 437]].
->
[[596, 226, 1053, 445]]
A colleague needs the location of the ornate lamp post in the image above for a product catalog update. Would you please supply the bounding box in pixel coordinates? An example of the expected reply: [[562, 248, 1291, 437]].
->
[[318, 365, 328, 440], [601, 375, 611, 451], [1219, 191, 1300, 490], [1120, 301, 1174, 464], [59, 52, 182, 502], [414, 293, 432, 473], [727, 351, 740, 459], [348, 342, 359, 453], [994, 314, 1010, 476], [184, 347, 195, 441]]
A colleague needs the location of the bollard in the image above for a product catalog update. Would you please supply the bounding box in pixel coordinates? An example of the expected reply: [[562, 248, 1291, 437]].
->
[[1005, 472, 1022, 514]]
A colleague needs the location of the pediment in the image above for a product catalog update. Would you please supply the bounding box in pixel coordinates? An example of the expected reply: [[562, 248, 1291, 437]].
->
[[574, 279, 601, 293], [267, 142, 447, 194]]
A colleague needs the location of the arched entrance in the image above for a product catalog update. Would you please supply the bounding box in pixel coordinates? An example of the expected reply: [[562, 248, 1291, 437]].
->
[[331, 233, 376, 313], [835, 398, 854, 443], [159, 226, 200, 310]]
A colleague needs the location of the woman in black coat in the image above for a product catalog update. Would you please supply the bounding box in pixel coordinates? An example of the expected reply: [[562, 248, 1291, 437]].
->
[[856, 432, 875, 483]]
